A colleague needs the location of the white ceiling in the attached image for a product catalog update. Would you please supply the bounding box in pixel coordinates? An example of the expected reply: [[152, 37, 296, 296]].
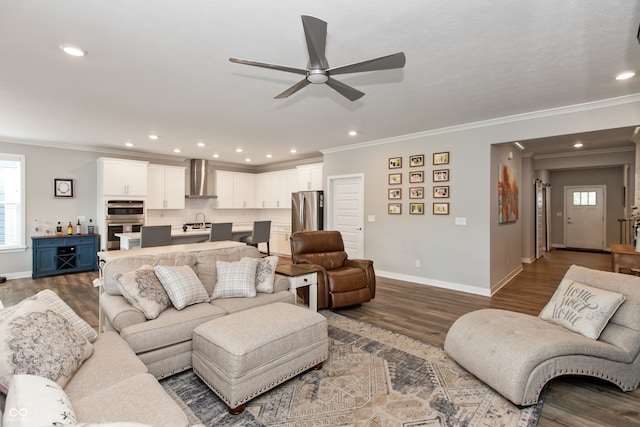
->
[[1, 0, 639, 165]]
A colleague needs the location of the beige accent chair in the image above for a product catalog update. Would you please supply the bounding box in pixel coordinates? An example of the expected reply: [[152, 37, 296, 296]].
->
[[444, 265, 640, 406]]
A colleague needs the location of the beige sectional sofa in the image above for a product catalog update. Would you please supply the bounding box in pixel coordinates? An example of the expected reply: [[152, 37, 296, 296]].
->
[[0, 290, 192, 426], [99, 245, 295, 379]]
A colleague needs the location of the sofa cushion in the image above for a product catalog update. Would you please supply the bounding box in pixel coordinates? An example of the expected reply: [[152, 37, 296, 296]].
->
[[252, 255, 279, 293], [0, 299, 93, 394], [0, 289, 97, 343], [155, 265, 210, 310], [540, 278, 626, 339], [211, 290, 295, 314], [212, 258, 259, 299], [102, 255, 157, 296], [120, 303, 227, 354], [99, 293, 147, 332], [3, 374, 77, 426], [64, 331, 147, 401], [72, 373, 189, 426], [115, 265, 171, 320]]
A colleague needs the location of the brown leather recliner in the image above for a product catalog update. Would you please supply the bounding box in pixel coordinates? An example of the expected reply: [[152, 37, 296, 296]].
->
[[290, 230, 376, 309]]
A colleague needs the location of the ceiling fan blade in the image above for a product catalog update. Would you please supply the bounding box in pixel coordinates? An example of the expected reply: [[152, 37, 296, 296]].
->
[[329, 52, 406, 75], [274, 78, 311, 99], [229, 57, 308, 75], [301, 15, 329, 70], [325, 77, 365, 101]]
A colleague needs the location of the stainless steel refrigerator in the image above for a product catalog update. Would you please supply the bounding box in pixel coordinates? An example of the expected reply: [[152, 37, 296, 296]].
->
[[291, 191, 324, 232]]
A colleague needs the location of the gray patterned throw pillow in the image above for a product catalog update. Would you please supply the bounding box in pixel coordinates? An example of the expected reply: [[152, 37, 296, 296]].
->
[[0, 299, 94, 394], [115, 265, 171, 319]]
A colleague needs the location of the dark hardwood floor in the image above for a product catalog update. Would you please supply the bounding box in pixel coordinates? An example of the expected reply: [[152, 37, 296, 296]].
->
[[1, 249, 638, 426]]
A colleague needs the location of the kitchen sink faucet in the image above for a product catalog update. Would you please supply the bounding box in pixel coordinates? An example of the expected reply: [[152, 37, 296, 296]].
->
[[195, 212, 206, 229]]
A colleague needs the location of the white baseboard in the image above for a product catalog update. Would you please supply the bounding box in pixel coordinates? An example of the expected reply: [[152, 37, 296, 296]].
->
[[1, 271, 31, 280], [375, 270, 491, 296]]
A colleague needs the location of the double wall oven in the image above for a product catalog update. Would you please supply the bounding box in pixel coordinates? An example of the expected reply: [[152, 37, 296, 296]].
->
[[105, 200, 145, 250]]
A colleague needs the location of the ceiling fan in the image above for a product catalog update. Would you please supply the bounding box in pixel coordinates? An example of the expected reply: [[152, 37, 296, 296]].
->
[[229, 15, 406, 101]]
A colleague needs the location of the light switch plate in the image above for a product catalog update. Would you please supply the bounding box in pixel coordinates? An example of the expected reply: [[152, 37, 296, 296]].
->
[[368, 215, 376, 222], [455, 217, 467, 225]]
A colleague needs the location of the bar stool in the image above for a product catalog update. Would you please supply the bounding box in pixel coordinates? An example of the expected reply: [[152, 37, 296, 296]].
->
[[208, 223, 233, 241], [140, 225, 171, 248], [240, 221, 271, 255]]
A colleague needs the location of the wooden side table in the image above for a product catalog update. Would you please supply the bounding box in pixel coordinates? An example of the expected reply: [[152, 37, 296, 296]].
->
[[276, 264, 320, 312], [610, 243, 640, 273]]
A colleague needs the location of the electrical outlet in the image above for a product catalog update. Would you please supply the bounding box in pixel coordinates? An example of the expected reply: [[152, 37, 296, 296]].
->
[[415, 260, 420, 267]]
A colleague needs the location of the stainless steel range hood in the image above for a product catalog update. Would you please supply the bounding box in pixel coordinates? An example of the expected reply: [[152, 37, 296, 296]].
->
[[186, 159, 217, 198]]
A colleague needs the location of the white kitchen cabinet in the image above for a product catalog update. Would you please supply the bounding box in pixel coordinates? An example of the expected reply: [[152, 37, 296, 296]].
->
[[98, 157, 148, 197], [233, 172, 256, 208], [297, 163, 323, 191], [147, 165, 185, 209], [256, 169, 297, 209], [215, 171, 255, 209], [277, 225, 292, 256]]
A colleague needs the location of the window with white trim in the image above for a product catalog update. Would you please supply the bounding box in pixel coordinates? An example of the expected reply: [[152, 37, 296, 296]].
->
[[572, 191, 596, 206], [0, 153, 25, 251]]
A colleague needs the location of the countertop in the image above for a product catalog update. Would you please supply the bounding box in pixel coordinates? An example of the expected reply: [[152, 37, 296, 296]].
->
[[98, 240, 246, 262], [115, 225, 253, 240]]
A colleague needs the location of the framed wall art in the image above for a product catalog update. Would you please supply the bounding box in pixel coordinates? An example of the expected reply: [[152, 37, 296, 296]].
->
[[409, 170, 424, 183], [433, 185, 449, 198], [54, 178, 74, 198], [433, 202, 449, 215], [409, 203, 424, 214], [388, 173, 402, 185], [388, 188, 402, 199], [433, 169, 449, 182], [388, 203, 402, 214], [409, 187, 424, 199], [409, 154, 424, 167], [498, 163, 519, 223], [433, 151, 450, 165], [388, 157, 402, 169]]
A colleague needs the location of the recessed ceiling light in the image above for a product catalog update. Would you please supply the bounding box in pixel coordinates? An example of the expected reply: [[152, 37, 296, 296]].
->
[[348, 130, 358, 136], [615, 71, 635, 80], [245, 158, 251, 162], [266, 154, 273, 158], [212, 153, 219, 158], [148, 134, 159, 140], [125, 142, 134, 147], [197, 142, 205, 147], [235, 148, 243, 153], [173, 148, 181, 153], [59, 44, 87, 57], [574, 142, 583, 148], [290, 148, 297, 153]]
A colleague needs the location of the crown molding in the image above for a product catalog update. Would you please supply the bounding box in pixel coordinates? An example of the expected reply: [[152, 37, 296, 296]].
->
[[322, 93, 640, 155], [532, 146, 634, 160]]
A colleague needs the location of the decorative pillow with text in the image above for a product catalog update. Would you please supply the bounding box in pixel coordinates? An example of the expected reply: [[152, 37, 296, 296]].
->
[[539, 279, 626, 339]]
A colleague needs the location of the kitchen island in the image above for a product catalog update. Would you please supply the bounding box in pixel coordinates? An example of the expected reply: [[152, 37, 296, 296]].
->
[[116, 225, 252, 250]]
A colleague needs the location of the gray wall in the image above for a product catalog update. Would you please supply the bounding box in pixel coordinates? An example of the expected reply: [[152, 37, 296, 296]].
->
[[323, 96, 640, 295], [548, 167, 626, 248]]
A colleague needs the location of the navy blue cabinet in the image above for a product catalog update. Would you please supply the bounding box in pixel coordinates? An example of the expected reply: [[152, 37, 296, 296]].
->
[[32, 235, 99, 278]]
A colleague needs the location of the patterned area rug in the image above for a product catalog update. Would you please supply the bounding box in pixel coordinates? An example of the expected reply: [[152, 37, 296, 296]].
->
[[161, 310, 544, 426]]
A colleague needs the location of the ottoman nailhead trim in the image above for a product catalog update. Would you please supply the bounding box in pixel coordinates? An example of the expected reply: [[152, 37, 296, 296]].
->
[[193, 356, 326, 408]]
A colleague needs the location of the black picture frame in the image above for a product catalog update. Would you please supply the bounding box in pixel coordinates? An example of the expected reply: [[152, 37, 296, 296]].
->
[[54, 178, 74, 198]]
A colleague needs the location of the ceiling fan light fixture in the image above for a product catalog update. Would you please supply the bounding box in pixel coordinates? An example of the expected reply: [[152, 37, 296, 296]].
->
[[60, 44, 87, 57], [615, 71, 635, 80], [307, 70, 329, 84]]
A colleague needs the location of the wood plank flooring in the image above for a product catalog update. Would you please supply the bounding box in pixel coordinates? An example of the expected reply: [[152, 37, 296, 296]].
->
[[1, 249, 638, 426]]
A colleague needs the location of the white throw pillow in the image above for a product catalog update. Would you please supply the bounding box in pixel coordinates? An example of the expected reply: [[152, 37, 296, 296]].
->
[[539, 279, 626, 339], [154, 265, 210, 310], [245, 256, 279, 293], [3, 374, 77, 426], [0, 299, 94, 394], [212, 258, 259, 299], [115, 265, 171, 319], [0, 289, 97, 343]]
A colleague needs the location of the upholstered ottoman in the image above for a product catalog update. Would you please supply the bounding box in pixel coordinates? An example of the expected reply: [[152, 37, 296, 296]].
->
[[192, 302, 328, 414]]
